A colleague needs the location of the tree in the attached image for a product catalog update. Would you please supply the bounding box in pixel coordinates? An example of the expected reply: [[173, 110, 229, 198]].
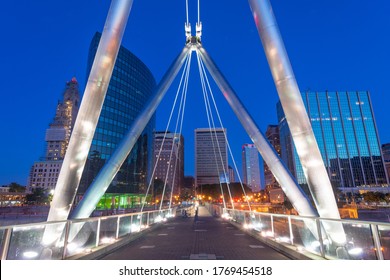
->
[[26, 188, 50, 204], [362, 192, 386, 203], [8, 182, 26, 193], [283, 199, 293, 210]]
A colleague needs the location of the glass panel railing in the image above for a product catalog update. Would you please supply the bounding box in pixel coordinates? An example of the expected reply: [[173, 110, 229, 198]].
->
[[132, 214, 142, 232], [234, 210, 245, 224], [0, 228, 6, 257], [6, 222, 66, 260], [141, 213, 148, 228], [65, 220, 98, 258], [321, 220, 376, 260], [378, 224, 390, 260], [149, 212, 156, 225], [98, 217, 118, 245], [256, 213, 273, 238], [272, 216, 291, 244], [1, 207, 388, 260], [118, 216, 132, 238], [289, 216, 322, 257]]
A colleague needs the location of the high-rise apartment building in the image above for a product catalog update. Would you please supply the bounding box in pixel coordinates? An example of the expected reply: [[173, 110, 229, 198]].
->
[[153, 131, 184, 196], [27, 78, 80, 191], [195, 128, 228, 187], [264, 125, 281, 189], [242, 144, 264, 192], [278, 91, 389, 193], [382, 143, 390, 181], [79, 32, 156, 195], [228, 166, 235, 183]]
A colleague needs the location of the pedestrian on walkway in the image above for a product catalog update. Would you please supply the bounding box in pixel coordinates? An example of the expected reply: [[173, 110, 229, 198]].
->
[[193, 207, 199, 228]]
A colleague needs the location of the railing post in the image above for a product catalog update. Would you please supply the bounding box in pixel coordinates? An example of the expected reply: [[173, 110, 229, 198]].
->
[[315, 218, 326, 258], [288, 216, 294, 245], [130, 215, 133, 234], [371, 224, 384, 260], [61, 221, 71, 260], [96, 218, 101, 247], [1, 228, 12, 260], [116, 216, 120, 239]]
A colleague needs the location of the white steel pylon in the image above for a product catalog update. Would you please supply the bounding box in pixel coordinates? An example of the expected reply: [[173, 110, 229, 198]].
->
[[248, 0, 345, 245], [47, 0, 134, 224], [47, 0, 345, 246]]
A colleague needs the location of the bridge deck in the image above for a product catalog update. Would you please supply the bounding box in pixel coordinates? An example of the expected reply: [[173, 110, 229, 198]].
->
[[101, 206, 290, 260]]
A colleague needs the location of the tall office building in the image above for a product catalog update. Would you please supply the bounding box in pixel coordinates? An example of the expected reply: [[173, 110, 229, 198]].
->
[[27, 78, 80, 191], [79, 32, 156, 195], [264, 125, 281, 189], [242, 144, 264, 192], [228, 166, 235, 183], [277, 91, 389, 193], [153, 131, 184, 196], [195, 128, 228, 187], [382, 143, 390, 181]]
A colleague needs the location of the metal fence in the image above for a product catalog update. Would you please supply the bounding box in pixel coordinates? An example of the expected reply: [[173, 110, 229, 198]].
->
[[0, 208, 175, 260], [206, 204, 390, 260]]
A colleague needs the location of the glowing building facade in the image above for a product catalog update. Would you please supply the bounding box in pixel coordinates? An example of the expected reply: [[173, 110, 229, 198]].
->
[[79, 32, 156, 195], [264, 125, 281, 189], [195, 128, 228, 187], [242, 143, 264, 192], [278, 91, 389, 193], [153, 131, 184, 196]]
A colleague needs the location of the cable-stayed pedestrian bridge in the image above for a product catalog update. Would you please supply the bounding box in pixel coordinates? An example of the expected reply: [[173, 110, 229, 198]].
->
[[1, 204, 389, 260], [5, 0, 389, 262]]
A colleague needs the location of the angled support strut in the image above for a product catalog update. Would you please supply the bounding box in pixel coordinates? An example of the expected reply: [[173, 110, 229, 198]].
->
[[71, 46, 191, 219]]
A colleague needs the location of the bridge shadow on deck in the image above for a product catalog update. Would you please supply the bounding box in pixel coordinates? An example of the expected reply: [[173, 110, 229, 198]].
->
[[101, 206, 290, 260]]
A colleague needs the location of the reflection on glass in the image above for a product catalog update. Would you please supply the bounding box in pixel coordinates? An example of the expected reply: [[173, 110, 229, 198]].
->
[[378, 225, 390, 260], [279, 91, 388, 191], [99, 217, 118, 245], [65, 221, 98, 258], [118, 216, 132, 237], [7, 222, 66, 260]]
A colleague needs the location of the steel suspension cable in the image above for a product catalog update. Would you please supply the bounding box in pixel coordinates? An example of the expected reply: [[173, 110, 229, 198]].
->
[[167, 52, 192, 212], [140, 52, 191, 213], [197, 51, 235, 210], [198, 55, 252, 212], [196, 51, 229, 210], [160, 52, 192, 212]]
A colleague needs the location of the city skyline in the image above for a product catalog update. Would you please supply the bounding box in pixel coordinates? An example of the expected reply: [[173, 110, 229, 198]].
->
[[1, 0, 390, 186]]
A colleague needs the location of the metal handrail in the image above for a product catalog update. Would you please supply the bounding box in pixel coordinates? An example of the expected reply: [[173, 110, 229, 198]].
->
[[0, 207, 177, 260], [207, 203, 390, 260]]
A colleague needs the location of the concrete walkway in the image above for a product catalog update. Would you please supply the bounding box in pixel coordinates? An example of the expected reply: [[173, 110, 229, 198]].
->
[[101, 206, 290, 260]]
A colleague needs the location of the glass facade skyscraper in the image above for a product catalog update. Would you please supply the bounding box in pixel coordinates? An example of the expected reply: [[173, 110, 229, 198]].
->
[[79, 32, 156, 195], [382, 143, 390, 182], [242, 144, 264, 192], [278, 91, 389, 193]]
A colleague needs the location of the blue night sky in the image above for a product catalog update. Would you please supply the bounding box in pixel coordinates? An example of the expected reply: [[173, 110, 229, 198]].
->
[[0, 0, 389, 186]]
